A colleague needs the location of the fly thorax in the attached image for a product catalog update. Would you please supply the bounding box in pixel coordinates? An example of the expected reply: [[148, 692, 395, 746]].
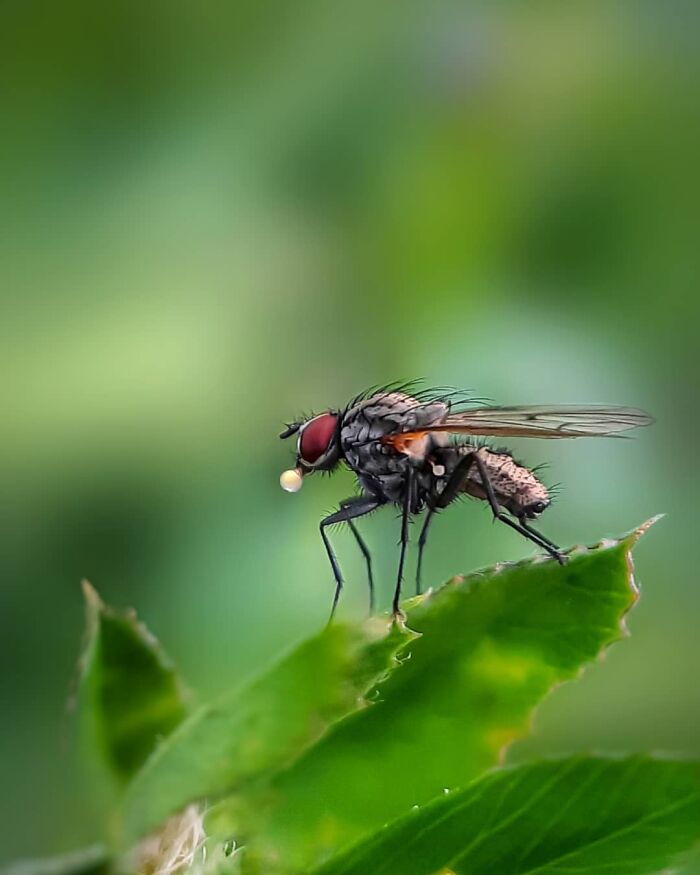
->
[[343, 392, 449, 446]]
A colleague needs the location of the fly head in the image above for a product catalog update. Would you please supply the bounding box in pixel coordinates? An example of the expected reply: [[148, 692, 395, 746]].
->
[[279, 411, 342, 492]]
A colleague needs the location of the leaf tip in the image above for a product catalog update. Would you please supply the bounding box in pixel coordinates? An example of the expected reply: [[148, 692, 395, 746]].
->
[[624, 514, 665, 547], [618, 516, 663, 606], [80, 580, 105, 647], [613, 516, 661, 614], [81, 578, 101, 608]]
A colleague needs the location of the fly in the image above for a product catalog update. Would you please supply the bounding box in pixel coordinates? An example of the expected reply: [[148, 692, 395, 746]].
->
[[279, 381, 654, 621]]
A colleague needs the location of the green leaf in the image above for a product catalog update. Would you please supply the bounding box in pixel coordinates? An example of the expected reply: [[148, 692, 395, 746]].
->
[[0, 845, 109, 875], [79, 581, 188, 783], [310, 756, 700, 875], [234, 520, 655, 873], [121, 616, 412, 842]]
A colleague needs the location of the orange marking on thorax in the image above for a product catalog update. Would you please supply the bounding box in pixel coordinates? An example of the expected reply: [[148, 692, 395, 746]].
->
[[383, 431, 428, 453]]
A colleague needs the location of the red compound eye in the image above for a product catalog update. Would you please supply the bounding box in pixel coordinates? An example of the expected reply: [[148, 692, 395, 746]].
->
[[299, 413, 337, 464]]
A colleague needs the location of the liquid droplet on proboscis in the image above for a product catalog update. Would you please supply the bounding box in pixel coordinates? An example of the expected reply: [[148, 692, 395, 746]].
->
[[280, 468, 304, 493]]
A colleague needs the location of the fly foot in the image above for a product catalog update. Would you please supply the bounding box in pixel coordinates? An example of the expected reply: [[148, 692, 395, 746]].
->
[[390, 608, 407, 630]]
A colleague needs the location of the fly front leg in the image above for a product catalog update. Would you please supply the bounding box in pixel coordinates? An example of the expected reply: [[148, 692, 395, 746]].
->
[[346, 518, 375, 614], [472, 452, 566, 564], [320, 495, 382, 623]]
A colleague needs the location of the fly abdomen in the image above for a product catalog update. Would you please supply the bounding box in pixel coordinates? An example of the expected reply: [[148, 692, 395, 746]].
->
[[441, 444, 550, 519]]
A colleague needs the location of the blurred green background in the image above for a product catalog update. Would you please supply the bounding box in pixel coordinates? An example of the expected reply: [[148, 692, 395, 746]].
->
[[2, 1, 699, 868]]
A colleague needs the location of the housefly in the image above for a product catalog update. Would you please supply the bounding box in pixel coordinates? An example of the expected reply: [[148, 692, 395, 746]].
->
[[279, 382, 653, 620]]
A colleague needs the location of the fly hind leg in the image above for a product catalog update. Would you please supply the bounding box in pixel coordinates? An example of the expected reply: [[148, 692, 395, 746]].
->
[[519, 518, 565, 558], [471, 453, 566, 564]]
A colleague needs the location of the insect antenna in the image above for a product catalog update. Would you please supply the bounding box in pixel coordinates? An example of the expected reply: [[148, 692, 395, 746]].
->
[[279, 422, 302, 439]]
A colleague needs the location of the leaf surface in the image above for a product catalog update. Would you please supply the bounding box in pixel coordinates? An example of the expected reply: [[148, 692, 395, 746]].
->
[[79, 582, 188, 783], [236, 521, 654, 872], [0, 845, 108, 875], [311, 756, 700, 875], [122, 617, 411, 842]]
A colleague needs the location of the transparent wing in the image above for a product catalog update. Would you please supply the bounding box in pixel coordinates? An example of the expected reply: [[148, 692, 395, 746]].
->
[[417, 404, 654, 439]]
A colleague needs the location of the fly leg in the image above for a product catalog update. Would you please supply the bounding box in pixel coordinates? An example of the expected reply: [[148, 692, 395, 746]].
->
[[346, 518, 375, 614], [472, 452, 566, 564], [415, 510, 434, 596], [320, 496, 382, 623], [519, 519, 565, 558], [416, 451, 478, 595], [392, 466, 415, 619]]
